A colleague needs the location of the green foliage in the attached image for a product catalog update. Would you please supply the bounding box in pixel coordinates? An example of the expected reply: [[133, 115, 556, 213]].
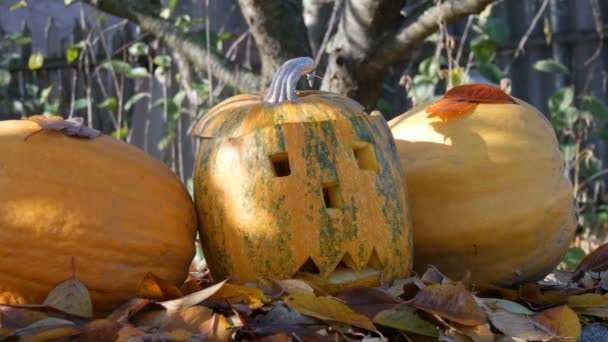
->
[[562, 247, 586, 270]]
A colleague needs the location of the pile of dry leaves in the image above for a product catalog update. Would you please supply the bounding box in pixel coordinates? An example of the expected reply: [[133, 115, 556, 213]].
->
[[2, 243, 608, 341]]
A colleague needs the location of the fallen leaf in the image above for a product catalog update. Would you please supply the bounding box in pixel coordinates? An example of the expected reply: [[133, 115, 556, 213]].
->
[[452, 323, 495, 342], [409, 283, 487, 326], [275, 279, 315, 294], [567, 293, 608, 317], [24, 115, 101, 140], [473, 284, 520, 302], [166, 306, 232, 341], [479, 298, 535, 316], [334, 287, 401, 319], [0, 304, 89, 329], [116, 324, 146, 342], [283, 292, 376, 331], [483, 307, 555, 341], [180, 276, 205, 295], [535, 306, 581, 342], [385, 277, 424, 299], [136, 272, 183, 300], [255, 303, 320, 327], [572, 242, 608, 280], [43, 277, 93, 318], [518, 283, 544, 306], [373, 307, 439, 338], [260, 333, 291, 342], [209, 283, 269, 309], [76, 319, 120, 341], [426, 84, 515, 120], [160, 279, 227, 312], [9, 317, 82, 341], [421, 266, 448, 284]]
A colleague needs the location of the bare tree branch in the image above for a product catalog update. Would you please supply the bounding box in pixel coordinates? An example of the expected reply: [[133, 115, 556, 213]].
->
[[322, 0, 497, 110], [238, 0, 312, 85], [79, 0, 262, 93]]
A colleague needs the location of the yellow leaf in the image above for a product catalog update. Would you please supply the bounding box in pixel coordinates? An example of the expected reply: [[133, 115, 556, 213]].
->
[[43, 278, 93, 317], [535, 306, 581, 342], [284, 292, 376, 331], [567, 293, 608, 308], [167, 306, 232, 341], [210, 283, 269, 309], [275, 279, 315, 294]]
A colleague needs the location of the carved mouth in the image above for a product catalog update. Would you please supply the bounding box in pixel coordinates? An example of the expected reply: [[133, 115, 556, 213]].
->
[[294, 249, 384, 292]]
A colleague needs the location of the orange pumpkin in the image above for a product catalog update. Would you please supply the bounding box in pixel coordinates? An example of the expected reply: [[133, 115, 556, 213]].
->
[[0, 118, 197, 314], [389, 84, 576, 285], [192, 57, 412, 291]]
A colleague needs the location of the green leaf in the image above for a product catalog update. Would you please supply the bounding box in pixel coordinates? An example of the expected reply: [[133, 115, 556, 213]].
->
[[418, 57, 440, 78], [374, 308, 439, 337], [128, 42, 149, 57], [153, 55, 172, 67], [477, 62, 504, 84], [98, 97, 117, 112], [111, 126, 129, 139], [66, 46, 79, 64], [72, 98, 88, 111], [470, 36, 496, 64], [562, 247, 586, 270], [583, 95, 608, 120], [40, 85, 53, 103], [551, 107, 579, 130], [486, 17, 510, 45], [0, 69, 11, 88], [25, 83, 39, 97], [10, 1, 27, 11], [124, 92, 150, 111], [560, 143, 577, 162], [548, 87, 574, 115], [28, 52, 44, 71], [101, 60, 132, 75], [127, 67, 149, 79], [533, 59, 569, 74]]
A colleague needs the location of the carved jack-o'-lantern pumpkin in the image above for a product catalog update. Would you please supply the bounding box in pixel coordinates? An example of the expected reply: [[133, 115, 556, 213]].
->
[[192, 57, 412, 291]]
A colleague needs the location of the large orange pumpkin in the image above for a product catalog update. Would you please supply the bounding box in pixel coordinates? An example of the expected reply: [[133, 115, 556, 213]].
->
[[389, 84, 576, 285], [0, 118, 197, 314], [192, 57, 412, 291]]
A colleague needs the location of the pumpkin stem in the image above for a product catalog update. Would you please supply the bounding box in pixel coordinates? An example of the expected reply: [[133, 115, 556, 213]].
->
[[264, 57, 316, 103]]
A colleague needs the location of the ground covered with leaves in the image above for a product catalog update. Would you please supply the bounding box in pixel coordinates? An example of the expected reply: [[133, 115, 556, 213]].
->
[[3, 244, 608, 341]]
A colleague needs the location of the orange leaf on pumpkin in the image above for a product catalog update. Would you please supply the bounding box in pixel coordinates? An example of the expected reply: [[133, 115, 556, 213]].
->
[[426, 84, 515, 120]]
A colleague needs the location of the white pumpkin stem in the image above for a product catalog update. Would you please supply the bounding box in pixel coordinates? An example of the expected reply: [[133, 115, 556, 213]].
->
[[264, 57, 316, 103]]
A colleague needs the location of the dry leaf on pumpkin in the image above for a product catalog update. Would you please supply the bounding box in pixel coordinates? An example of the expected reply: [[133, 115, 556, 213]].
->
[[409, 283, 487, 326], [572, 242, 608, 280], [426, 84, 515, 120], [24, 115, 101, 140], [535, 305, 581, 342], [372, 307, 439, 338], [43, 277, 93, 318], [136, 272, 183, 301], [283, 292, 376, 331], [334, 286, 402, 319]]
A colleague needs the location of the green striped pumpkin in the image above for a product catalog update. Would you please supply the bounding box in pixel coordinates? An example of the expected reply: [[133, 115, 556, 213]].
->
[[192, 57, 412, 291]]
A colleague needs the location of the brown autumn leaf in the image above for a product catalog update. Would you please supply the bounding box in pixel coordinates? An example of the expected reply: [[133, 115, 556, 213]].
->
[[426, 84, 515, 120], [409, 283, 487, 326], [572, 242, 608, 280], [136, 272, 183, 301], [283, 292, 376, 331], [180, 275, 205, 295], [24, 115, 101, 140], [43, 277, 93, 318], [518, 283, 544, 306], [451, 323, 495, 342], [0, 304, 90, 329], [209, 283, 270, 309], [474, 283, 520, 302], [334, 286, 401, 319], [483, 307, 555, 341], [535, 305, 581, 342], [116, 324, 147, 342], [166, 306, 232, 341]]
